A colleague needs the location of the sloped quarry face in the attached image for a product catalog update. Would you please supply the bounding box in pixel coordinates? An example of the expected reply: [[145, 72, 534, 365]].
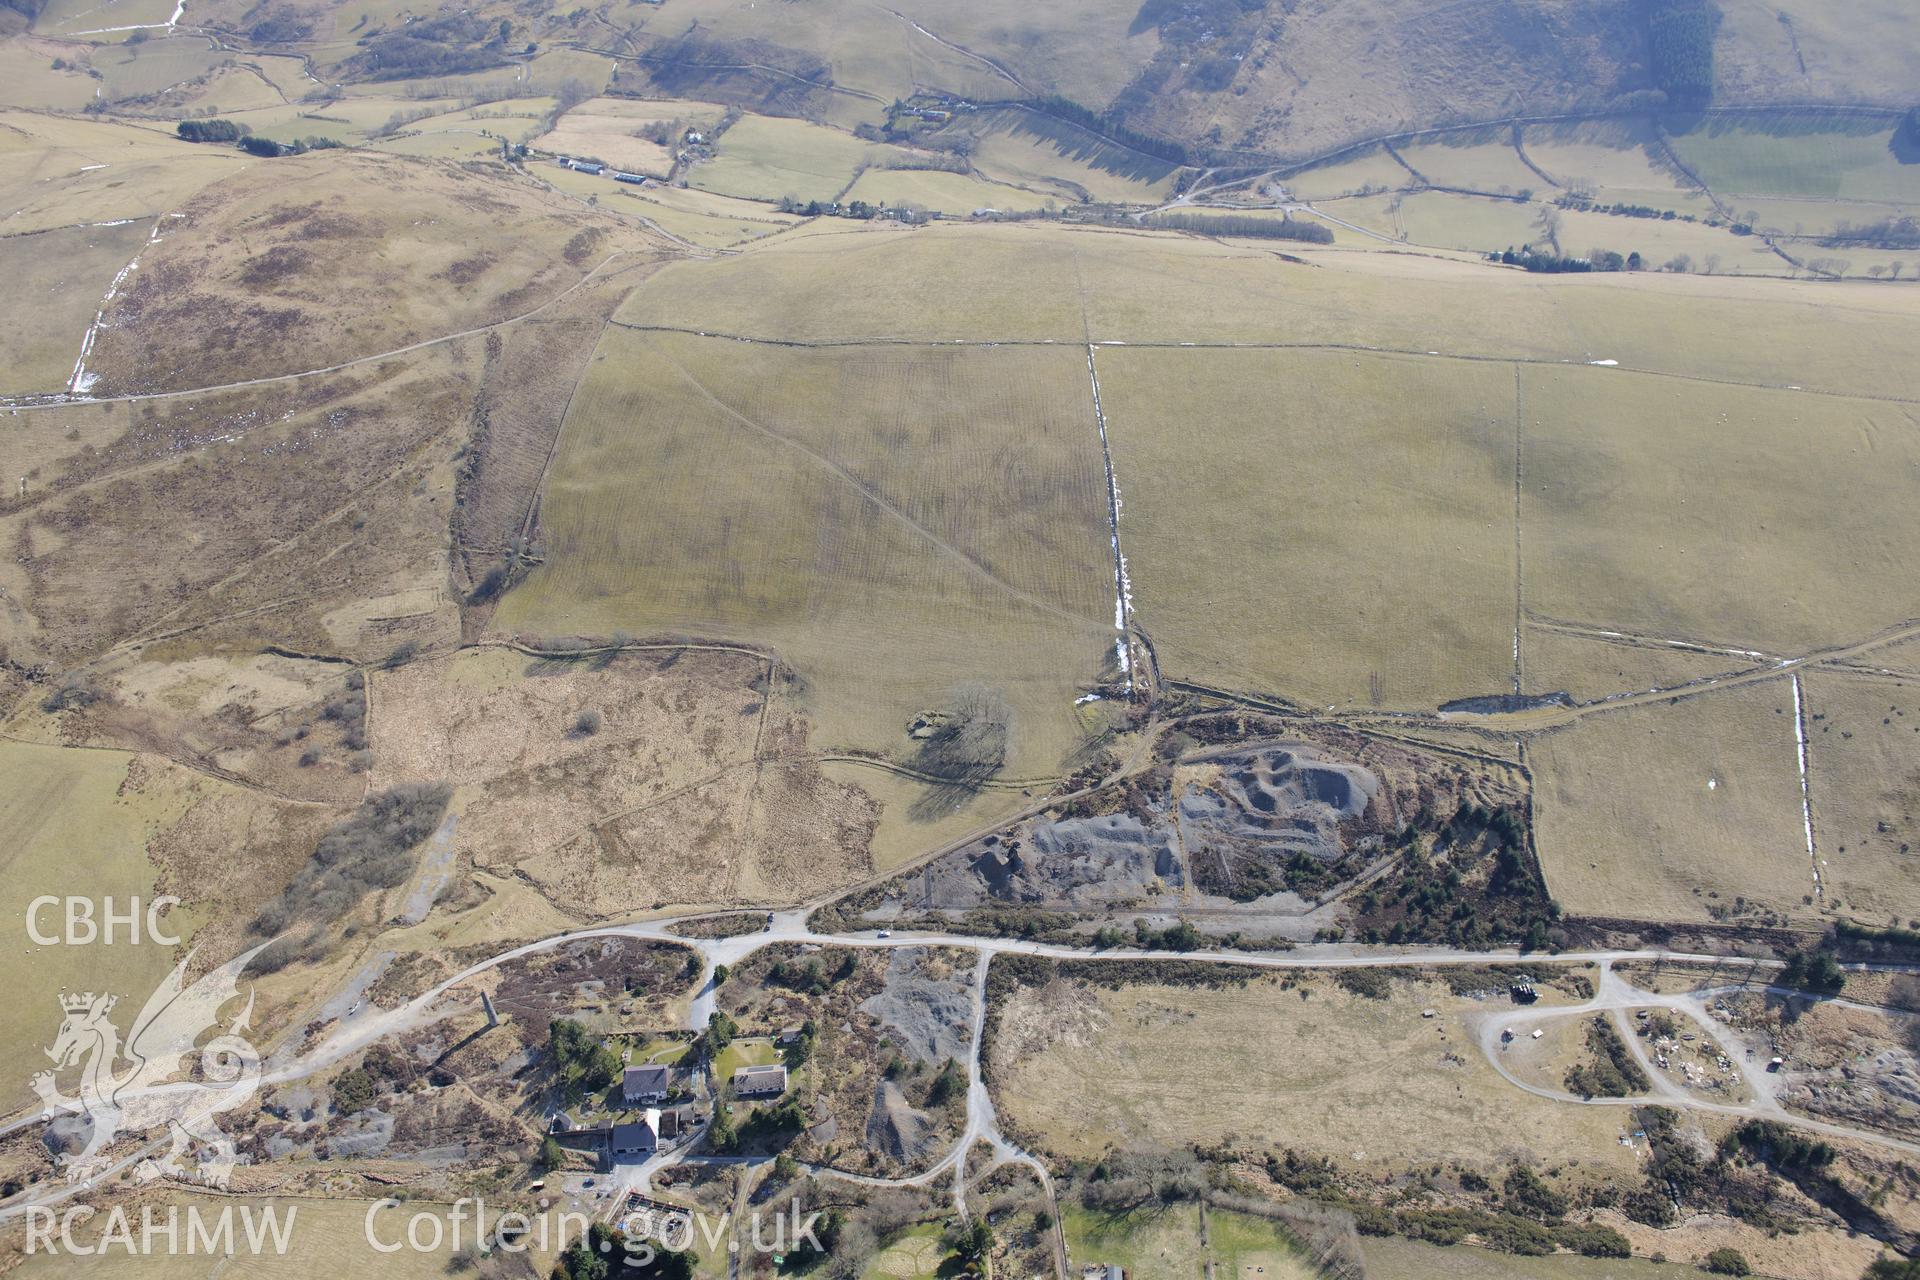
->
[[962, 813, 1184, 908], [1177, 745, 1381, 864], [1219, 747, 1377, 824]]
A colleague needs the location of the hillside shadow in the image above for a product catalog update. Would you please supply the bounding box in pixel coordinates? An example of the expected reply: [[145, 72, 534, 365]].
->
[[995, 108, 1180, 187]]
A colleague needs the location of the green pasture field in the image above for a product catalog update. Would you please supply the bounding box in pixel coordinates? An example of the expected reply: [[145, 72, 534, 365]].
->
[[1530, 681, 1812, 923], [841, 165, 1052, 216], [209, 95, 460, 146], [1667, 115, 1920, 204], [1518, 120, 1711, 212], [495, 328, 1116, 780], [91, 35, 229, 98], [1519, 364, 1920, 656], [1280, 145, 1415, 201], [1361, 1237, 1702, 1280], [0, 741, 188, 1110], [1803, 672, 1920, 923], [1556, 206, 1783, 273], [616, 219, 1920, 395], [964, 106, 1182, 206], [12, 1195, 565, 1277], [0, 218, 148, 395], [615, 222, 1091, 340], [1734, 194, 1917, 239], [1311, 191, 1404, 239], [1395, 129, 1543, 194], [1098, 346, 1515, 711], [689, 112, 884, 204], [1391, 189, 1546, 252], [608, 189, 792, 248], [1064, 1203, 1317, 1280], [715, 1038, 779, 1082], [861, 1222, 949, 1279]]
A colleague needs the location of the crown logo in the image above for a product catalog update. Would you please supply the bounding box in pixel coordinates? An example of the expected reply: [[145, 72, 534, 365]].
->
[[59, 992, 113, 1014]]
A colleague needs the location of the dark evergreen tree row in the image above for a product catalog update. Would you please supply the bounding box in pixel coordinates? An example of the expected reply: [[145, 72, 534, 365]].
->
[[1643, 0, 1721, 106], [1028, 95, 1190, 165], [1148, 212, 1334, 243]]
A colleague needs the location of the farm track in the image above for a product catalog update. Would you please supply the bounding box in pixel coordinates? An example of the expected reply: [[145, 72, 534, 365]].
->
[[18, 916, 1920, 1233], [878, 7, 1029, 92], [1524, 616, 1775, 662], [1479, 961, 1920, 1159], [608, 321, 1920, 408], [0, 728, 344, 810]]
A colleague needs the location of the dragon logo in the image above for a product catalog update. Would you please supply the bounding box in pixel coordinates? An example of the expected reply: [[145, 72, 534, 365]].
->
[[32, 943, 269, 1189]]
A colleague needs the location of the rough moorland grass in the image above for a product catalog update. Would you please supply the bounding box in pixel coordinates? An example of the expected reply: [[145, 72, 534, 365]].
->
[[496, 328, 1116, 780], [248, 781, 452, 967], [996, 975, 1640, 1175], [1520, 629, 1745, 706], [1803, 672, 1920, 924], [1099, 345, 1515, 711], [0, 110, 249, 233], [1521, 364, 1920, 656], [1530, 680, 1811, 923], [79, 148, 645, 394], [0, 47, 102, 110]]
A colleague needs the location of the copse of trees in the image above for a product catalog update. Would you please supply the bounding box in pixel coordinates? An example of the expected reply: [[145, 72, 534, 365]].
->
[[1897, 107, 1920, 157], [1823, 216, 1920, 250], [1643, 0, 1721, 106], [178, 119, 341, 157], [1777, 947, 1846, 996], [355, 14, 511, 82], [177, 118, 246, 143], [549, 1018, 621, 1096]]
